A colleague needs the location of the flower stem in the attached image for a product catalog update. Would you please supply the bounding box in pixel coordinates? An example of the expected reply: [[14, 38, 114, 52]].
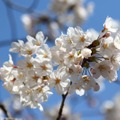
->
[[56, 92, 68, 120]]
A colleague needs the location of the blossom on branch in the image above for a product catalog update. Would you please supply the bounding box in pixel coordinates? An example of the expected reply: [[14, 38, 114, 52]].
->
[[0, 17, 120, 110]]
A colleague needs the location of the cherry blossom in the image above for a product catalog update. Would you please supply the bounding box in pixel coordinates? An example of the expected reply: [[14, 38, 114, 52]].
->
[[0, 17, 120, 110]]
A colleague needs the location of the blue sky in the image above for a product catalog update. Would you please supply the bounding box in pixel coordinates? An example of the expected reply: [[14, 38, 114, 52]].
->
[[0, 0, 120, 120]]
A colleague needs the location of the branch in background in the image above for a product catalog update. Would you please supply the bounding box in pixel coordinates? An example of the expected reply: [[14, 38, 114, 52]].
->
[[28, 0, 40, 12], [3, 0, 40, 13], [3, 0, 17, 40]]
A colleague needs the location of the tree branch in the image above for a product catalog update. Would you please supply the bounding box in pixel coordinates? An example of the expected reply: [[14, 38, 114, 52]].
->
[[0, 103, 11, 118], [3, 0, 17, 40], [56, 92, 68, 120]]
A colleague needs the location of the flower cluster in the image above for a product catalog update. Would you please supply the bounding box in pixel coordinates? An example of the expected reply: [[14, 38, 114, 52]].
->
[[21, 0, 93, 37], [0, 17, 120, 110], [51, 0, 94, 25], [0, 32, 53, 110]]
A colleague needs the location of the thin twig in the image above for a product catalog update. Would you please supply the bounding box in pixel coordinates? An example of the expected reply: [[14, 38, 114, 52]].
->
[[56, 92, 68, 120]]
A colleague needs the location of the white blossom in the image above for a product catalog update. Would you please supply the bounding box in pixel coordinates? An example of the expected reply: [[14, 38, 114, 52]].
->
[[50, 67, 70, 94], [109, 53, 120, 70], [114, 33, 120, 50], [81, 48, 92, 59], [103, 17, 120, 33], [92, 61, 117, 82], [99, 36, 115, 56], [27, 31, 46, 47], [10, 40, 24, 53]]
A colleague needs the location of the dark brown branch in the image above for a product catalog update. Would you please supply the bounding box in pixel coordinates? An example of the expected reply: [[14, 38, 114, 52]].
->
[[56, 92, 68, 120], [0, 103, 11, 118]]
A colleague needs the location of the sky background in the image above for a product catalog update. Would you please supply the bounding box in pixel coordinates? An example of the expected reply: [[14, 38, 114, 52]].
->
[[0, 0, 120, 120]]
